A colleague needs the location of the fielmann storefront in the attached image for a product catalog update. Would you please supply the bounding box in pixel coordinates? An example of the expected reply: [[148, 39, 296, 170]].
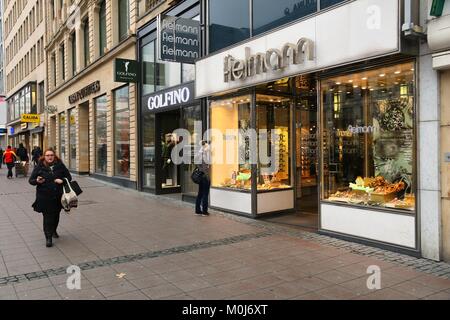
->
[[196, 0, 422, 254]]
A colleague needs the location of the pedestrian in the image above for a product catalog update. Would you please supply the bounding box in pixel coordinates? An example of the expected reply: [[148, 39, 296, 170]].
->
[[16, 143, 30, 175], [0, 147, 3, 169], [32, 146, 42, 166], [2, 146, 17, 179], [29, 148, 72, 247], [194, 140, 211, 216]]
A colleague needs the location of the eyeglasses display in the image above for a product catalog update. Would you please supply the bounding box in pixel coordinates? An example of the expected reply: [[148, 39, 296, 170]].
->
[[321, 62, 416, 213]]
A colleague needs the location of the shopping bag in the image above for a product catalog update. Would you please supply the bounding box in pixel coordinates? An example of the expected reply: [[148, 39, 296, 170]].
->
[[61, 178, 78, 212]]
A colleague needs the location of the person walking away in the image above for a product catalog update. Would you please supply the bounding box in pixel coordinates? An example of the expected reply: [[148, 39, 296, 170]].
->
[[0, 147, 3, 169], [32, 146, 42, 166], [2, 146, 17, 179], [29, 148, 72, 247], [16, 143, 30, 175], [194, 141, 211, 216]]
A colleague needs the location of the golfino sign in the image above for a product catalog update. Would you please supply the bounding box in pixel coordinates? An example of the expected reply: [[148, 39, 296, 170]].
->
[[223, 38, 314, 82], [143, 81, 195, 113]]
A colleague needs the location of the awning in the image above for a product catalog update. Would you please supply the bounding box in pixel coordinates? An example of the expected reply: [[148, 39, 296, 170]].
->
[[29, 126, 44, 134]]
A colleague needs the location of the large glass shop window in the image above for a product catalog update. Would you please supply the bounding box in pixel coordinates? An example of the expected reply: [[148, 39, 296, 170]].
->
[[95, 95, 108, 174], [69, 108, 77, 170], [256, 94, 292, 190], [59, 113, 66, 163], [321, 62, 416, 212], [142, 113, 156, 189], [114, 86, 130, 177], [210, 95, 252, 191]]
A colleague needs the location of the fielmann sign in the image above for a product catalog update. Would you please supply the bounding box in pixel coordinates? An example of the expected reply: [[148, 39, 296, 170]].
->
[[158, 15, 200, 64]]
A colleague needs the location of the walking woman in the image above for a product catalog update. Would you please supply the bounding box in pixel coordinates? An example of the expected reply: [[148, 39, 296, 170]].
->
[[29, 148, 72, 247]]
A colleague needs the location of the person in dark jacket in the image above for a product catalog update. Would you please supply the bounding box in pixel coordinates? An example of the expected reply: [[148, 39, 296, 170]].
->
[[194, 141, 211, 216], [0, 147, 3, 169], [29, 148, 72, 247], [2, 146, 17, 179], [32, 146, 43, 166]]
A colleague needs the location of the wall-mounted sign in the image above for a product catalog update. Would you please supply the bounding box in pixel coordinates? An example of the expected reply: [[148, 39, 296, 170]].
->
[[9, 127, 14, 135], [114, 58, 139, 83], [21, 123, 28, 130], [0, 128, 6, 134], [159, 15, 200, 64], [143, 81, 195, 113], [195, 0, 400, 98], [69, 81, 100, 104], [21, 114, 41, 123]]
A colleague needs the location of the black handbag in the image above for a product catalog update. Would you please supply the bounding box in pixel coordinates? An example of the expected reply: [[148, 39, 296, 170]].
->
[[65, 179, 83, 196], [191, 167, 204, 184]]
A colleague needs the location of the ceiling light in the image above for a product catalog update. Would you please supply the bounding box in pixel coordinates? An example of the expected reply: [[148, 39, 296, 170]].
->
[[336, 82, 341, 85], [362, 77, 367, 80], [362, 87, 367, 90], [394, 71, 401, 74], [353, 85, 358, 88], [379, 74, 385, 77], [348, 80, 353, 83]]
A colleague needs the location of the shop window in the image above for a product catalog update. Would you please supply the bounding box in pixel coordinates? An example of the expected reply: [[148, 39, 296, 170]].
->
[[142, 113, 156, 189], [142, 39, 155, 95], [321, 62, 416, 212], [95, 95, 108, 174], [113, 86, 130, 177], [210, 95, 252, 191], [209, 0, 250, 53], [59, 113, 66, 162], [253, 0, 317, 36], [69, 108, 77, 170], [256, 94, 292, 190], [156, 57, 181, 91]]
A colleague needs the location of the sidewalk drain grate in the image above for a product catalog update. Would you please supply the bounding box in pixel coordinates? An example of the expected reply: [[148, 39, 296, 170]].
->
[[0, 231, 272, 287]]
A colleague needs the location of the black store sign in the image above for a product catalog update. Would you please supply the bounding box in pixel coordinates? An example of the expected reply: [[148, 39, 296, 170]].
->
[[69, 81, 100, 104], [159, 15, 200, 64], [114, 58, 139, 83], [143, 82, 195, 113]]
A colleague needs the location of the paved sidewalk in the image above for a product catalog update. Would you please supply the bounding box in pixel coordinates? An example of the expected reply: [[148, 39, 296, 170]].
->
[[0, 165, 450, 300]]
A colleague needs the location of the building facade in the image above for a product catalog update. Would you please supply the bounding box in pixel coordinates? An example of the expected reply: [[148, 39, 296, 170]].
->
[[0, 1, 5, 147], [45, 0, 138, 187], [3, 0, 46, 151], [425, 0, 450, 262], [193, 0, 447, 260]]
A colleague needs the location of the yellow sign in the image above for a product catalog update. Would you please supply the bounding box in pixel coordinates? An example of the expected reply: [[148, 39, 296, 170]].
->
[[21, 114, 40, 123]]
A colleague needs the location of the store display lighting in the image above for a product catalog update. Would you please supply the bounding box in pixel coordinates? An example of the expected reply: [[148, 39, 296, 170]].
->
[[379, 74, 385, 77], [395, 71, 401, 74]]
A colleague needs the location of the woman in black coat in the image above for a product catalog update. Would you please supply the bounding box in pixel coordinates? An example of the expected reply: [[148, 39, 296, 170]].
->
[[29, 148, 72, 247]]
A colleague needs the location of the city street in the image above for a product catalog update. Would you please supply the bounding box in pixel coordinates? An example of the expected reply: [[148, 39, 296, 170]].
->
[[0, 166, 450, 300]]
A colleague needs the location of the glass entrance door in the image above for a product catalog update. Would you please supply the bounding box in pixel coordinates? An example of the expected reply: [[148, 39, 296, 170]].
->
[[295, 75, 319, 216]]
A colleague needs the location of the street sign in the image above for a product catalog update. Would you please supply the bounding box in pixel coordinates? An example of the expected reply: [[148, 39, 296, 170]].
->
[[21, 114, 40, 123], [114, 58, 139, 83], [159, 15, 200, 64]]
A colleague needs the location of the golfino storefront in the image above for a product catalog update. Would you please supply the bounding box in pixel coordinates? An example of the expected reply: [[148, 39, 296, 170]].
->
[[196, 0, 421, 254]]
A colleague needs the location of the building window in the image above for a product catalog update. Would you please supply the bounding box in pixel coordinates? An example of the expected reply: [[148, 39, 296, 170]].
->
[[118, 0, 129, 41], [83, 18, 90, 67], [209, 0, 250, 53], [252, 0, 317, 36], [59, 113, 66, 162], [69, 108, 77, 170], [141, 39, 155, 95], [99, 1, 107, 56], [71, 33, 76, 76], [320, 0, 346, 9], [95, 94, 108, 174], [113, 86, 130, 177], [321, 62, 416, 213], [60, 43, 65, 81], [38, 81, 45, 114], [52, 54, 57, 88]]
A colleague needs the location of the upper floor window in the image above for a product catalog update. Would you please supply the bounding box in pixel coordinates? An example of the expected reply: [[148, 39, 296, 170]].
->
[[119, 0, 130, 41], [99, 0, 107, 56]]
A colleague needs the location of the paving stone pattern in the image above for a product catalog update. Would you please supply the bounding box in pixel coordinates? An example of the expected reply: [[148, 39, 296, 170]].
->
[[1, 166, 450, 300]]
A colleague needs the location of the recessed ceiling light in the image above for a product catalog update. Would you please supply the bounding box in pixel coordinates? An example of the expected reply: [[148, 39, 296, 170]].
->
[[362, 87, 367, 90], [394, 71, 401, 74], [353, 85, 358, 88], [336, 82, 341, 85], [346, 92, 351, 94], [411, 68, 415, 71], [379, 74, 385, 77], [348, 80, 353, 83], [362, 77, 367, 80], [370, 88, 374, 91]]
